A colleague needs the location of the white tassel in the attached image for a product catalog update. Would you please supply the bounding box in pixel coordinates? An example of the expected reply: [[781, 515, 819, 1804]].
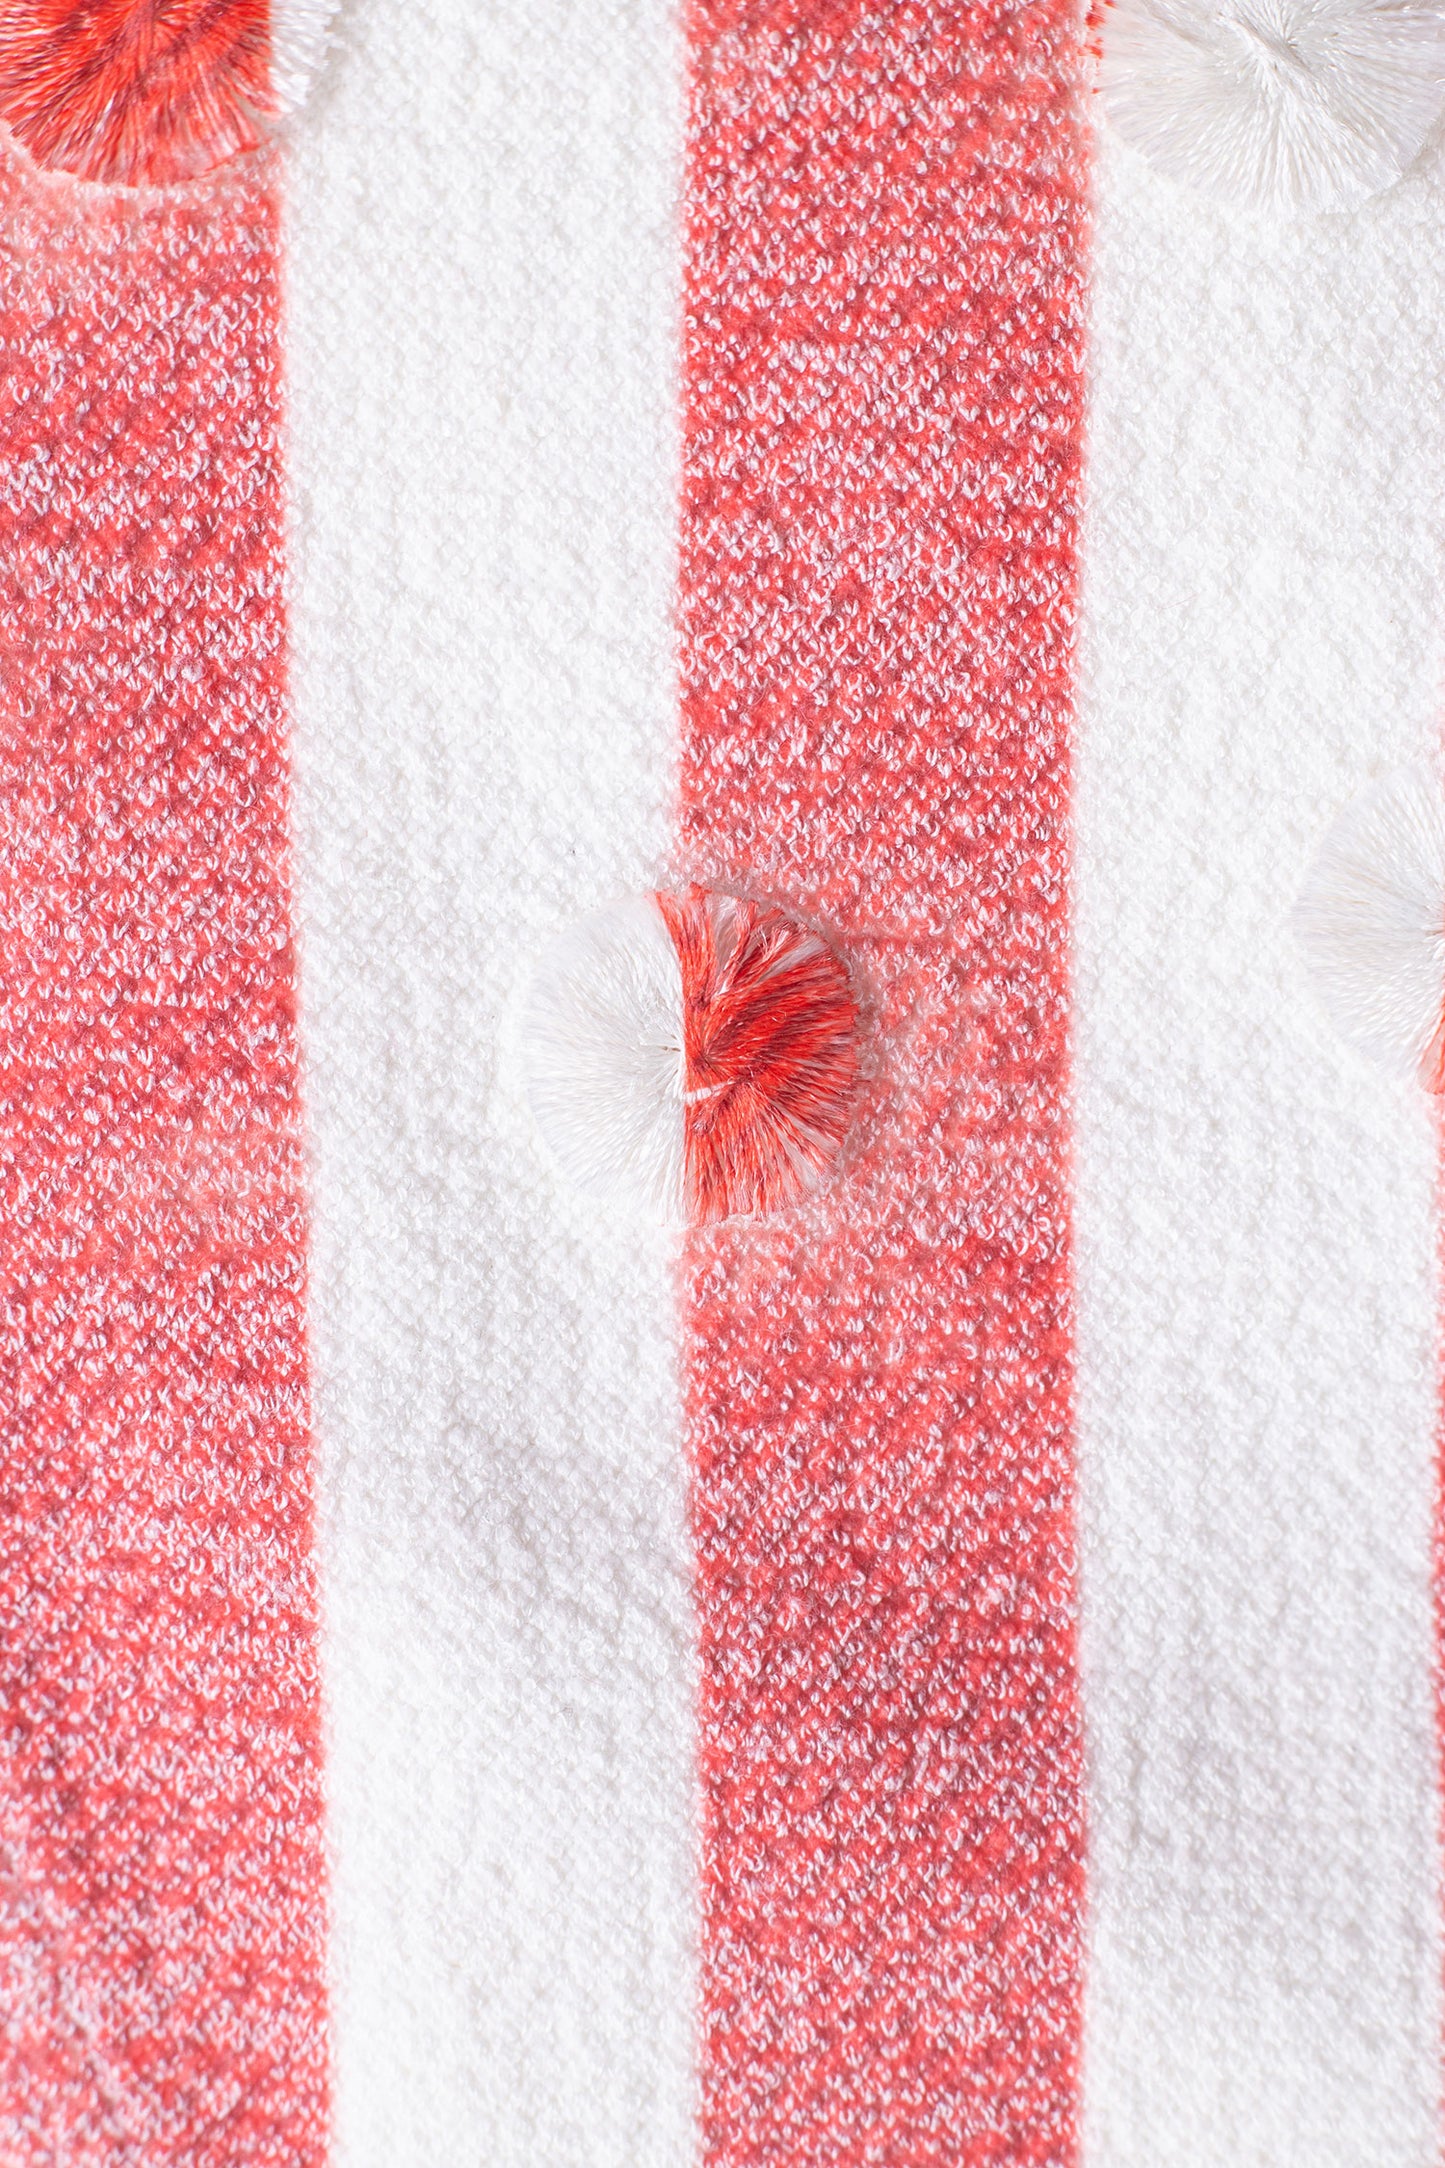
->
[[521, 895, 687, 1218], [1099, 0, 1445, 214], [270, 0, 340, 114], [1294, 763, 1445, 1087]]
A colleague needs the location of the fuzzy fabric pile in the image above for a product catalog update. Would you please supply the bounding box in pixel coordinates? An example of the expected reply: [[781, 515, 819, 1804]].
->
[[1, 0, 1444, 2163]]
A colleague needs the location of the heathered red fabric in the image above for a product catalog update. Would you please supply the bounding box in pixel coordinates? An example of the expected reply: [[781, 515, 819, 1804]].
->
[[0, 148, 326, 2164], [680, 2, 1089, 2160]]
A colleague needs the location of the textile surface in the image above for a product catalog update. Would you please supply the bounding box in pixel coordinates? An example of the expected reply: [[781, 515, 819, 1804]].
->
[[1075, 118, 1445, 2164], [0, 0, 1442, 2160], [681, 3, 1088, 2159], [0, 145, 327, 2165], [287, 1, 697, 2161]]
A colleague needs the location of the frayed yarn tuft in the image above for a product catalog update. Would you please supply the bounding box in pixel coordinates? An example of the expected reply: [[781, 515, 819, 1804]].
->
[[523, 889, 859, 1224], [269, 0, 335, 117], [659, 887, 859, 1226], [523, 894, 689, 1219], [1099, 0, 1445, 214], [0, 0, 333, 186], [1295, 763, 1445, 1089]]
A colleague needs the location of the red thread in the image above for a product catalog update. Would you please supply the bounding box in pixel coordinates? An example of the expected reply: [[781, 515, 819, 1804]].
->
[[0, 151, 326, 2162], [658, 887, 858, 1224], [0, 0, 275, 186], [681, 0, 1089, 2160]]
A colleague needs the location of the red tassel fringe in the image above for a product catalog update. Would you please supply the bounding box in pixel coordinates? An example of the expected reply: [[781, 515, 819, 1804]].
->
[[0, 0, 275, 186], [658, 886, 858, 1226]]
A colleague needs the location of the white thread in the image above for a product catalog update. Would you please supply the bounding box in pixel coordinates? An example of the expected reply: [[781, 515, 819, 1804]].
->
[[1099, 0, 1445, 213], [522, 895, 687, 1217], [270, 0, 339, 113], [1294, 762, 1445, 1083]]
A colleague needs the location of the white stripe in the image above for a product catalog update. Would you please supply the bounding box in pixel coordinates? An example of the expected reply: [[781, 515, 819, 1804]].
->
[[285, 2, 695, 2160], [1077, 127, 1445, 2162]]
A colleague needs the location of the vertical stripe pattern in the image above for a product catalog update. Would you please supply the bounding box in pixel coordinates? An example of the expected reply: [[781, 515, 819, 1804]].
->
[[681, 4, 1089, 2159], [0, 149, 326, 2163]]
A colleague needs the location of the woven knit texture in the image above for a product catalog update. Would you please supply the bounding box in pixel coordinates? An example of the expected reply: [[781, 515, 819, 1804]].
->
[[285, 0, 697, 2160], [681, 2, 1088, 2159], [277, 0, 1445, 2159], [0, 148, 327, 2165], [1073, 113, 1445, 2166]]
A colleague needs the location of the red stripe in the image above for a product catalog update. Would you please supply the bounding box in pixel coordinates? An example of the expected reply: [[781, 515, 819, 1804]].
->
[[680, 3, 1088, 2159], [0, 152, 326, 2161]]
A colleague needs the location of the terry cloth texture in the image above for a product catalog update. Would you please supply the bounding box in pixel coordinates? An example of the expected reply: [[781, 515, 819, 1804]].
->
[[1074, 116, 1445, 2167], [0, 145, 327, 2163], [4, 0, 1445, 2160], [287, 0, 1445, 2160], [285, 0, 697, 2162], [680, 1, 1088, 2160]]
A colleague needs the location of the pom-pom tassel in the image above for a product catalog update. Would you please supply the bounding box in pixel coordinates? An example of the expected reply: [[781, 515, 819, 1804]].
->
[[0, 0, 336, 187], [1099, 0, 1445, 214], [1294, 763, 1445, 1089], [523, 888, 859, 1225]]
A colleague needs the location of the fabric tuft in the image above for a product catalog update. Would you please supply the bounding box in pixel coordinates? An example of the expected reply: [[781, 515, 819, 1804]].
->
[[1100, 0, 1445, 213], [1295, 763, 1445, 1088], [661, 887, 858, 1225], [524, 893, 688, 1218], [0, 0, 326, 187]]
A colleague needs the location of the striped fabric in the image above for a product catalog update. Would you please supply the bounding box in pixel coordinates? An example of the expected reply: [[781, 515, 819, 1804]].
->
[[2, 0, 1444, 2163]]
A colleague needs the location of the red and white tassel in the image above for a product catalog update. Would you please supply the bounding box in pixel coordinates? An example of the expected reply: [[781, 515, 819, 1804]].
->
[[523, 888, 859, 1225]]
